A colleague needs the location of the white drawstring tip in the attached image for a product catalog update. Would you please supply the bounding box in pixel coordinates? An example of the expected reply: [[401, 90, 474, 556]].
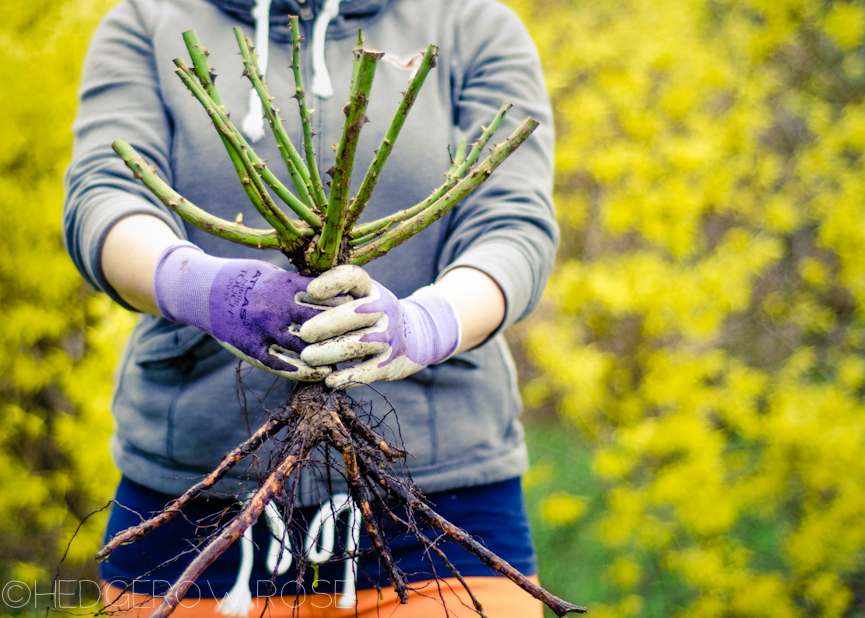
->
[[312, 71, 334, 99], [242, 91, 266, 142]]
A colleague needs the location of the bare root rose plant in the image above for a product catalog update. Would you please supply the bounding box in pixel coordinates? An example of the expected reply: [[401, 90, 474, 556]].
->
[[103, 21, 585, 618]]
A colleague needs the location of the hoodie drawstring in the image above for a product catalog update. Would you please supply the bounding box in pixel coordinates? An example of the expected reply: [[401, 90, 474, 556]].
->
[[243, 0, 345, 141], [242, 0, 273, 142], [311, 0, 344, 99]]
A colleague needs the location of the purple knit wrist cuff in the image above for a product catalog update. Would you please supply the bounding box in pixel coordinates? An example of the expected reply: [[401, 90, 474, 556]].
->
[[404, 285, 462, 365], [153, 242, 223, 331]]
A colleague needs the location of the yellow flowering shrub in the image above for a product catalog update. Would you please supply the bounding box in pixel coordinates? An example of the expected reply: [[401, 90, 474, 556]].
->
[[505, 0, 865, 614], [0, 0, 127, 599], [4, 0, 865, 615]]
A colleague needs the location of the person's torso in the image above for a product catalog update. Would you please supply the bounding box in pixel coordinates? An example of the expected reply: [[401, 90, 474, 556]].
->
[[110, 0, 529, 502]]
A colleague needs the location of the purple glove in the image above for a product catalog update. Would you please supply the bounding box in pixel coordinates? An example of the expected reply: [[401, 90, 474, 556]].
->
[[154, 242, 331, 381], [299, 266, 462, 389]]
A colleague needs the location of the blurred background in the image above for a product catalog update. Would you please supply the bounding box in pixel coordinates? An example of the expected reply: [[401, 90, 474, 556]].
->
[[3, 0, 865, 615]]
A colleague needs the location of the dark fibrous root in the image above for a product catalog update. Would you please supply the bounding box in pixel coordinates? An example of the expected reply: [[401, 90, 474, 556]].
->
[[386, 508, 488, 618], [358, 466, 588, 615], [96, 408, 293, 561], [98, 382, 585, 618], [329, 418, 410, 602]]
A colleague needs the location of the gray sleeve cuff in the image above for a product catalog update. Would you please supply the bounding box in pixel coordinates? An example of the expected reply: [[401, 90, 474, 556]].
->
[[77, 192, 186, 311], [437, 239, 538, 337]]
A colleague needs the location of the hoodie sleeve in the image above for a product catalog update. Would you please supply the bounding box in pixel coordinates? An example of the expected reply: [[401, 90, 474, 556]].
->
[[436, 0, 558, 335], [63, 0, 186, 310]]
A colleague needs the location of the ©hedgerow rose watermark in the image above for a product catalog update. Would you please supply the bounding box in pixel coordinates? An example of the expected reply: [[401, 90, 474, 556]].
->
[[1, 579, 353, 610]]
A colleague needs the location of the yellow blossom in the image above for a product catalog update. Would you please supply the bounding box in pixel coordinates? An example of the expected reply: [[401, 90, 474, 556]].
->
[[539, 492, 588, 528]]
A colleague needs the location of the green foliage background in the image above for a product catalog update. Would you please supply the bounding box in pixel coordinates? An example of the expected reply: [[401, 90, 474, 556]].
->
[[0, 0, 131, 605], [508, 0, 865, 615], [2, 0, 865, 616]]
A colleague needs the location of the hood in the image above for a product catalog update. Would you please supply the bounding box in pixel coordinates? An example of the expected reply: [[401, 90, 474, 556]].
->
[[209, 0, 389, 42]]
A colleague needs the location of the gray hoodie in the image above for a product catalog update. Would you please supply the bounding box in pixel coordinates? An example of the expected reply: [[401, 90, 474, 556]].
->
[[63, 0, 557, 504]]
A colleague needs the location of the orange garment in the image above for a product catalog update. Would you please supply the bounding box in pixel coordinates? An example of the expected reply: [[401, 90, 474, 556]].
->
[[103, 576, 543, 618]]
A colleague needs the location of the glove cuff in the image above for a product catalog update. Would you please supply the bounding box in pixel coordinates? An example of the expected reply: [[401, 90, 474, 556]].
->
[[403, 285, 462, 365], [153, 242, 224, 330]]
